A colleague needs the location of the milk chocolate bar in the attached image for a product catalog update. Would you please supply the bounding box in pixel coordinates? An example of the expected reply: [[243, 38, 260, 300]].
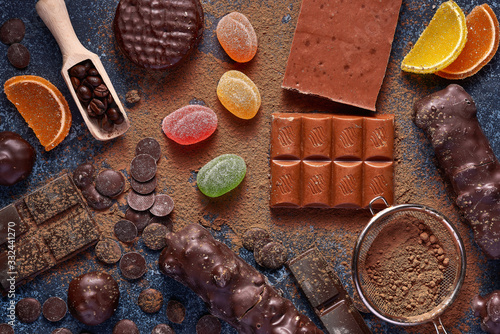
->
[[0, 174, 100, 294], [287, 248, 372, 334], [159, 224, 323, 333], [270, 113, 394, 208]]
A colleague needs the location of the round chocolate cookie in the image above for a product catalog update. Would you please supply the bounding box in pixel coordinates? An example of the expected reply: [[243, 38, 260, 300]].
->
[[166, 300, 186, 324], [120, 252, 147, 280], [0, 324, 14, 334], [95, 239, 122, 264], [113, 319, 139, 334], [114, 0, 204, 70], [42, 297, 67, 322], [95, 170, 126, 197], [254, 241, 288, 270], [16, 298, 41, 323], [138, 288, 163, 313], [196, 314, 221, 334], [152, 324, 175, 334]]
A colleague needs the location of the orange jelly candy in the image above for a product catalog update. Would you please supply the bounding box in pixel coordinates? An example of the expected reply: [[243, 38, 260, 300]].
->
[[216, 12, 258, 63], [217, 70, 261, 120]]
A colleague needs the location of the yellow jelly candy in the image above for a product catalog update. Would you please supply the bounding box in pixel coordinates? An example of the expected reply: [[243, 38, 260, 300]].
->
[[401, 1, 467, 74], [216, 70, 261, 119]]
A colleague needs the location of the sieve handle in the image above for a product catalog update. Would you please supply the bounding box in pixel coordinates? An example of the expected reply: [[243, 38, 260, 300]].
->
[[368, 196, 389, 215], [433, 318, 449, 334]]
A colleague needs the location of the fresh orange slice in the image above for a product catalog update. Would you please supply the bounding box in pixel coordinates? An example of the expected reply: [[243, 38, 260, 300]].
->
[[401, 1, 467, 73], [4, 75, 71, 151], [437, 4, 500, 79]]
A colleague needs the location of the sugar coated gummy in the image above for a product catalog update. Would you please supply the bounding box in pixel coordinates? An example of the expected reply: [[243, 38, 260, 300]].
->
[[216, 12, 258, 63], [197, 154, 246, 197], [217, 70, 261, 120], [162, 105, 218, 145]]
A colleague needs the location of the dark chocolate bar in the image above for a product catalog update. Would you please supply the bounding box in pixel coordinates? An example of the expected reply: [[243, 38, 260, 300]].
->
[[287, 248, 372, 334], [0, 174, 100, 294]]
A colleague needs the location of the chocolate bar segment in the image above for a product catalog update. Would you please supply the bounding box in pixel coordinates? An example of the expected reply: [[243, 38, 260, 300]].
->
[[0, 204, 27, 247]]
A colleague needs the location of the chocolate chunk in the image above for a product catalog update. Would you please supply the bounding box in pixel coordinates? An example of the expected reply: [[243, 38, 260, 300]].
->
[[114, 220, 138, 243], [196, 315, 221, 334], [7, 43, 30, 69], [114, 0, 204, 70], [166, 300, 186, 324], [95, 239, 122, 264], [254, 241, 287, 269], [0, 324, 14, 334], [127, 191, 155, 211], [138, 288, 163, 313], [242, 227, 270, 251], [130, 175, 157, 195], [16, 298, 41, 323], [81, 185, 113, 210], [125, 208, 151, 232], [150, 194, 174, 217], [42, 297, 67, 322], [51, 329, 72, 334], [73, 163, 96, 189], [0, 131, 35, 186], [120, 251, 147, 279], [152, 324, 175, 334], [95, 170, 126, 197], [68, 272, 120, 326], [113, 319, 139, 334], [136, 138, 161, 162], [130, 154, 157, 182], [0, 18, 25, 45], [142, 223, 168, 250]]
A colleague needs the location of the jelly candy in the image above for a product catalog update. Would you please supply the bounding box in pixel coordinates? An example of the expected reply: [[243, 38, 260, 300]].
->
[[216, 12, 258, 63], [217, 70, 261, 120], [197, 154, 246, 197], [162, 105, 218, 145]]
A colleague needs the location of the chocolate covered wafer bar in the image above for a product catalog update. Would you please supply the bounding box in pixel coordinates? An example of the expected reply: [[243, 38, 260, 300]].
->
[[287, 248, 372, 334], [414, 84, 500, 259], [0, 174, 100, 294], [159, 224, 322, 333], [270, 113, 394, 208]]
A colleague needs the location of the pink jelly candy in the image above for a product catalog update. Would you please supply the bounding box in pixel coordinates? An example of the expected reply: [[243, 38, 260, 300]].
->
[[162, 105, 218, 145]]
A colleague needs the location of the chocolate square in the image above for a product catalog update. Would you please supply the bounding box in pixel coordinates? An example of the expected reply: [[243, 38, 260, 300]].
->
[[15, 237, 51, 284], [320, 300, 366, 333], [0, 204, 22, 247]]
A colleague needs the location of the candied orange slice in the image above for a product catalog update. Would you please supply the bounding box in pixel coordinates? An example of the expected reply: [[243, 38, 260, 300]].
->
[[401, 1, 467, 73], [437, 4, 500, 79], [4, 75, 71, 151]]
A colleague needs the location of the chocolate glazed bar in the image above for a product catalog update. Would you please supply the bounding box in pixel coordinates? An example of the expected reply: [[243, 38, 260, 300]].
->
[[414, 84, 500, 259], [159, 224, 323, 333], [0, 174, 100, 294]]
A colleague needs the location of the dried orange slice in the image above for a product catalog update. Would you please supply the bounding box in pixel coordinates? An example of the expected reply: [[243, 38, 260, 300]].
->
[[437, 4, 500, 79], [4, 75, 71, 151], [401, 1, 467, 73]]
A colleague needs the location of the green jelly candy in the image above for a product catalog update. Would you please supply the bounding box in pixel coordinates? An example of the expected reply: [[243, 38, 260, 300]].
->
[[197, 154, 246, 197]]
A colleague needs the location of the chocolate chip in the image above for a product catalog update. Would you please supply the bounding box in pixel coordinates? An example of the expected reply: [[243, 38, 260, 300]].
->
[[42, 297, 67, 322], [127, 191, 155, 211], [81, 185, 113, 210], [114, 219, 138, 243], [120, 251, 147, 280], [149, 216, 173, 232], [0, 18, 25, 45], [69, 64, 87, 79], [95, 170, 126, 197], [151, 324, 175, 334], [196, 315, 221, 334], [125, 208, 152, 232], [130, 154, 157, 182], [0, 324, 14, 334], [254, 241, 288, 270], [73, 163, 96, 189], [138, 288, 163, 313], [242, 227, 270, 251], [166, 300, 185, 324], [7, 43, 30, 69], [95, 239, 122, 264], [16, 297, 41, 323], [136, 138, 161, 162], [150, 194, 174, 217], [142, 223, 168, 250], [130, 175, 157, 195], [113, 319, 139, 334]]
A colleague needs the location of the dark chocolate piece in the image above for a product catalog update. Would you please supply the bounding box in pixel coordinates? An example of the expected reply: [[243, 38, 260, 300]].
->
[[114, 0, 204, 70], [130, 154, 157, 182], [42, 297, 67, 322], [95, 239, 122, 264], [152, 324, 175, 334], [73, 163, 96, 189], [7, 43, 30, 69], [196, 315, 221, 334], [136, 137, 161, 162], [113, 319, 139, 334], [0, 204, 26, 247], [254, 241, 288, 270], [127, 191, 155, 211], [159, 224, 322, 333], [166, 300, 186, 324], [0, 324, 14, 334], [81, 185, 113, 210], [67, 272, 119, 326], [287, 248, 372, 334], [120, 252, 147, 280], [0, 18, 25, 45], [95, 170, 126, 197], [252, 237, 273, 252], [51, 329, 72, 334], [125, 208, 151, 232], [138, 288, 163, 314], [414, 84, 500, 259], [242, 227, 270, 251], [130, 176, 157, 195], [149, 216, 173, 232], [114, 219, 138, 243], [0, 131, 35, 186], [142, 223, 168, 250], [16, 297, 41, 323], [472, 290, 500, 334], [150, 194, 174, 217]]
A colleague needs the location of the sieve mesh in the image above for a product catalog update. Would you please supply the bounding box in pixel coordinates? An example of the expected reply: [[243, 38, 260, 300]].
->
[[353, 204, 466, 325]]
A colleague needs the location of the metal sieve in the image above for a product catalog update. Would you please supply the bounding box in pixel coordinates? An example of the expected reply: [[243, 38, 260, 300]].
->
[[352, 196, 466, 333]]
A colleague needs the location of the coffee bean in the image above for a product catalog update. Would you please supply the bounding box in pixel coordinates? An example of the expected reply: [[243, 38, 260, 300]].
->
[[136, 138, 161, 162], [254, 241, 288, 270], [125, 208, 151, 232], [113, 319, 139, 334], [51, 329, 72, 334], [151, 324, 175, 334], [69, 64, 87, 79], [101, 114, 115, 132], [130, 154, 157, 182], [0, 324, 14, 334], [72, 163, 95, 189], [114, 219, 138, 243], [7, 43, 30, 69], [16, 298, 41, 323], [95, 169, 126, 197], [87, 68, 99, 76], [242, 228, 270, 251], [42, 297, 67, 322], [95, 239, 122, 264], [77, 85, 93, 102], [196, 315, 221, 334], [89, 98, 107, 116], [142, 223, 168, 250], [81, 185, 113, 210], [70, 77, 80, 90], [127, 191, 155, 212], [107, 93, 115, 105], [125, 89, 141, 104], [119, 252, 147, 280], [0, 18, 25, 45], [166, 300, 185, 324], [114, 112, 125, 125], [150, 194, 174, 217], [106, 107, 120, 121], [138, 288, 163, 314], [94, 84, 109, 98], [86, 76, 102, 87], [130, 175, 157, 195]]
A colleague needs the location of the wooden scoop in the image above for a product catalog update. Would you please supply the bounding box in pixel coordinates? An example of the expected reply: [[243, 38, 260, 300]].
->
[[36, 0, 130, 141]]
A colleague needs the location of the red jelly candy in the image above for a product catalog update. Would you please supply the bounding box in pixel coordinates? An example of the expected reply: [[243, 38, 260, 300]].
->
[[162, 105, 218, 145]]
